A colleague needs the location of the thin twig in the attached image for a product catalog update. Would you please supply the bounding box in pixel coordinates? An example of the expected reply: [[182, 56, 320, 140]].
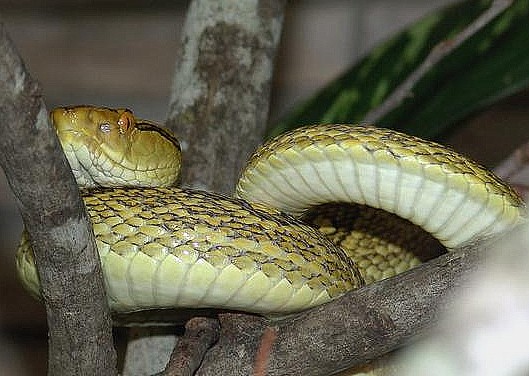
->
[[364, 0, 513, 123], [161, 318, 220, 376], [493, 138, 529, 199]]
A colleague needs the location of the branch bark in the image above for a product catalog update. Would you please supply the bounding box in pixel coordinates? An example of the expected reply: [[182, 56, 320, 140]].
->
[[161, 317, 220, 376], [197, 246, 483, 375], [167, 0, 287, 194], [0, 24, 116, 375]]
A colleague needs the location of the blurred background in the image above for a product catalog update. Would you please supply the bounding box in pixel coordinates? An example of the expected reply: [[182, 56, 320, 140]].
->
[[1, 1, 529, 374]]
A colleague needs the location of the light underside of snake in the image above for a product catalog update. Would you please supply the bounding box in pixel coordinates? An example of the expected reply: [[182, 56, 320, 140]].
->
[[15, 106, 525, 316]]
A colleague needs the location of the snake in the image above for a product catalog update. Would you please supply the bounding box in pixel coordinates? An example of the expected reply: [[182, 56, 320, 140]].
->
[[15, 105, 525, 316]]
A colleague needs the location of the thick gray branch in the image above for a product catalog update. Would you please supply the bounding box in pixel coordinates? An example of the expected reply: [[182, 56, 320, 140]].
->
[[167, 0, 287, 193], [197, 246, 482, 375], [0, 24, 116, 375]]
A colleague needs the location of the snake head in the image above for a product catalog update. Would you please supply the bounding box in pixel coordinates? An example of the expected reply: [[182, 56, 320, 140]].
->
[[51, 105, 181, 188]]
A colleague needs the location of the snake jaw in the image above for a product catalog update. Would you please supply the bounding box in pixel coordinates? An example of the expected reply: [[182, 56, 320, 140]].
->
[[65, 142, 99, 188]]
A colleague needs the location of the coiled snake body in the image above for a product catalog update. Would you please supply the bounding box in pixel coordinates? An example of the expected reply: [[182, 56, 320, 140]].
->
[[16, 106, 525, 315]]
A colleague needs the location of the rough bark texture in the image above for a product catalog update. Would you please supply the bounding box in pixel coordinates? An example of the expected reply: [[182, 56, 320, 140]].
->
[[0, 24, 117, 375], [167, 0, 287, 194], [196, 246, 483, 375]]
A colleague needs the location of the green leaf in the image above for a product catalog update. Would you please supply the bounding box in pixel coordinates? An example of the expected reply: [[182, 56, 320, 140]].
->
[[268, 0, 529, 141]]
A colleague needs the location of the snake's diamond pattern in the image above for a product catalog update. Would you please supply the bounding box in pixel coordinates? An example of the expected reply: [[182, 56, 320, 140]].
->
[[16, 187, 364, 314], [305, 203, 444, 284]]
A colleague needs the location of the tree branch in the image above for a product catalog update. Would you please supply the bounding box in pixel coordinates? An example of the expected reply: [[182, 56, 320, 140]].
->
[[161, 317, 220, 376], [0, 24, 116, 375], [363, 0, 513, 124], [123, 1, 287, 374], [197, 245, 483, 375], [167, 0, 287, 194]]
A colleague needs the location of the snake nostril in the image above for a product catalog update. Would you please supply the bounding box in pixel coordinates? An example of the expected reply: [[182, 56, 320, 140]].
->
[[100, 122, 111, 133]]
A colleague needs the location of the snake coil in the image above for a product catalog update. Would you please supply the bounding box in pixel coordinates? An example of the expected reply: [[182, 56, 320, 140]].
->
[[15, 106, 525, 315]]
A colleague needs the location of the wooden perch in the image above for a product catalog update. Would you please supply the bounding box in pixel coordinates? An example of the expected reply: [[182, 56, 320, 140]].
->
[[0, 24, 116, 375], [196, 245, 483, 375], [161, 317, 220, 376]]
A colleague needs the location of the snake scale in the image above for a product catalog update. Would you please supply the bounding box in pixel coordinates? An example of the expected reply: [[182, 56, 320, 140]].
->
[[16, 106, 525, 316]]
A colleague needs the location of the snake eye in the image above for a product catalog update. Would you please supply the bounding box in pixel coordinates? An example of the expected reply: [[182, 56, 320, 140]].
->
[[117, 111, 134, 134], [100, 122, 112, 133]]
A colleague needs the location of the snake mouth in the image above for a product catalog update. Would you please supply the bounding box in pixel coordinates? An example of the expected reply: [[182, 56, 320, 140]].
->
[[54, 127, 106, 188], [70, 131, 177, 188]]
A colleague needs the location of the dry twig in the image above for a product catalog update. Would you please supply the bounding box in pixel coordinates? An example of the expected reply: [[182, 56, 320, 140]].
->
[[161, 318, 220, 376]]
